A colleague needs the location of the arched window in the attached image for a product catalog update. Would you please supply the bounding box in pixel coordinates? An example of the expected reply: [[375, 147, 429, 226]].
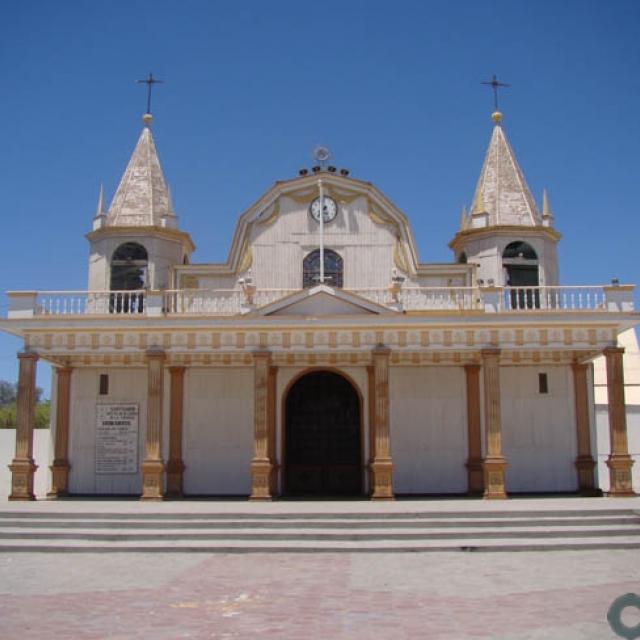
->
[[458, 252, 468, 264], [502, 241, 540, 309], [303, 249, 343, 288], [502, 241, 538, 261], [109, 242, 148, 313]]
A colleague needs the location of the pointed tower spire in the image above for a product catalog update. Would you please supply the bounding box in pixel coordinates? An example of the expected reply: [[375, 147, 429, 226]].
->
[[106, 113, 175, 228], [541, 188, 555, 227], [469, 112, 541, 228], [92, 183, 107, 230], [459, 205, 469, 230], [95, 183, 105, 217]]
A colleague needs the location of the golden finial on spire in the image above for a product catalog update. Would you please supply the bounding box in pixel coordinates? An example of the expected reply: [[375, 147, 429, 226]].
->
[[491, 111, 503, 124], [142, 113, 153, 127]]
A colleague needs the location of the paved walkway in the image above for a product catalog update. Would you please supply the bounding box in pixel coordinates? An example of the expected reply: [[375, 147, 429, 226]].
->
[[0, 498, 639, 639]]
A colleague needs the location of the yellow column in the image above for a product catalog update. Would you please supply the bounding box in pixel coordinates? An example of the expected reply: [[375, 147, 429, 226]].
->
[[141, 349, 166, 500], [267, 365, 278, 496], [9, 352, 39, 501], [482, 349, 507, 499], [604, 347, 636, 496], [572, 362, 598, 495], [464, 364, 484, 495], [250, 350, 273, 501], [166, 366, 185, 498], [48, 366, 73, 498], [370, 346, 394, 500]]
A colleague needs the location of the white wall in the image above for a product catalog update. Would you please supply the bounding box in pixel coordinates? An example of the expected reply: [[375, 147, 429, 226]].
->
[[68, 368, 147, 495], [182, 368, 253, 495], [501, 365, 577, 492], [390, 367, 468, 494]]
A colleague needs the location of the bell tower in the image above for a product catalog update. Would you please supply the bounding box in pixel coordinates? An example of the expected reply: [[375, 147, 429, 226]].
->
[[449, 110, 560, 289], [86, 112, 195, 293]]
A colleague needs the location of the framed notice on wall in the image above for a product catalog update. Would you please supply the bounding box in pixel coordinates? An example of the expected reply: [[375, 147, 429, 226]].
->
[[95, 403, 139, 474]]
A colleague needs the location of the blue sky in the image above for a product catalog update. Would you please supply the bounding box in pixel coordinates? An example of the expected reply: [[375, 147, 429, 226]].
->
[[1, 0, 639, 396]]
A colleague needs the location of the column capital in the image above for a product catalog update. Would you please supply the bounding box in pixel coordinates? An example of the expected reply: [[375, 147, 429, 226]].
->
[[145, 348, 166, 362], [252, 349, 271, 363], [17, 351, 39, 362], [372, 345, 391, 357], [55, 365, 73, 375], [480, 348, 501, 359], [571, 360, 589, 372], [168, 365, 186, 375], [464, 363, 481, 373], [604, 346, 625, 356]]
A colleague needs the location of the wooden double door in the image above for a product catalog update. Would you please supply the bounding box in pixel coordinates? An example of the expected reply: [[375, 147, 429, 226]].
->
[[284, 371, 363, 496]]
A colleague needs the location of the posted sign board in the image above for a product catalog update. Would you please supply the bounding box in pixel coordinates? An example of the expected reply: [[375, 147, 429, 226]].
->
[[95, 403, 139, 474]]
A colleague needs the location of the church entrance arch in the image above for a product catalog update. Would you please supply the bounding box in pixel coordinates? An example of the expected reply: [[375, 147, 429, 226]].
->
[[284, 370, 363, 496]]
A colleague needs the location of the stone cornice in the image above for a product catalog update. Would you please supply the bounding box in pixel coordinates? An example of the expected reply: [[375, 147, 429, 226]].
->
[[448, 225, 561, 251]]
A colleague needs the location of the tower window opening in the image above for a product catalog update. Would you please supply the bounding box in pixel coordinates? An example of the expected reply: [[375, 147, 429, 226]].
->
[[502, 241, 540, 309], [110, 242, 148, 313]]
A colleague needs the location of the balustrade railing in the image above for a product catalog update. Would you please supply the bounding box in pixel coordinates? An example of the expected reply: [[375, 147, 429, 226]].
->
[[5, 284, 632, 318], [352, 287, 480, 311], [502, 286, 607, 311], [36, 290, 146, 315], [163, 289, 299, 314]]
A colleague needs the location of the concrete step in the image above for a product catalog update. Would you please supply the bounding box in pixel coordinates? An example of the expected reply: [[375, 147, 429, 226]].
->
[[1, 524, 639, 541], [0, 506, 637, 553], [0, 508, 636, 520], [1, 536, 640, 553], [0, 515, 637, 529]]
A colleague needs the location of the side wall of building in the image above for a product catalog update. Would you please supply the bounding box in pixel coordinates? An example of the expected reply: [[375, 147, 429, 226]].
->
[[390, 366, 468, 494], [68, 367, 148, 494], [182, 367, 254, 495], [501, 365, 578, 492]]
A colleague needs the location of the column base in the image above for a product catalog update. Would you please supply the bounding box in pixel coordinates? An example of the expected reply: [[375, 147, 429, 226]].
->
[[141, 459, 165, 501], [9, 458, 38, 501], [483, 457, 508, 500], [466, 457, 484, 495], [165, 459, 185, 498], [47, 460, 70, 498], [370, 459, 394, 501], [606, 455, 636, 497], [250, 459, 273, 501], [574, 455, 597, 494]]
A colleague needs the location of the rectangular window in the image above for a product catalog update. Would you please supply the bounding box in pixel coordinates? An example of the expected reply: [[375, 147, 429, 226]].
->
[[538, 372, 548, 394], [99, 374, 109, 396]]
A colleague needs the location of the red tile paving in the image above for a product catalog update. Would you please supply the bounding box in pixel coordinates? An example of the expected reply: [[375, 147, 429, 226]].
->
[[0, 552, 637, 639]]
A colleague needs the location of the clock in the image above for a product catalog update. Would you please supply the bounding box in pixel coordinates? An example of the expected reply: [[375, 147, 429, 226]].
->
[[309, 196, 338, 223]]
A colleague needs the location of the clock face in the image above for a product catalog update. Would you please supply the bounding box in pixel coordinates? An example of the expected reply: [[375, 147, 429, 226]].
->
[[309, 196, 338, 223]]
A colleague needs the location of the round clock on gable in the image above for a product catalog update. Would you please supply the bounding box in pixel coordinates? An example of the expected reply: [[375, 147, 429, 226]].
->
[[309, 196, 338, 223]]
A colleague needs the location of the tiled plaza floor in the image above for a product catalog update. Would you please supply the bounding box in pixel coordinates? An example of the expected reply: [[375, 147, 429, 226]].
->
[[1, 549, 639, 639]]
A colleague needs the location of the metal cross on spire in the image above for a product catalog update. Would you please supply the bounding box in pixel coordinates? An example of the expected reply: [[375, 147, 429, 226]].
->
[[137, 72, 164, 114], [481, 74, 510, 111]]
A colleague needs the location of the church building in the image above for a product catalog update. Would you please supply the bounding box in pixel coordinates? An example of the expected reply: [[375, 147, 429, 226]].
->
[[2, 107, 638, 501]]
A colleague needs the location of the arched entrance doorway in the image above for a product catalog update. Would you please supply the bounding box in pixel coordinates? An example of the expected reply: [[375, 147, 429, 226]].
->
[[284, 371, 362, 496]]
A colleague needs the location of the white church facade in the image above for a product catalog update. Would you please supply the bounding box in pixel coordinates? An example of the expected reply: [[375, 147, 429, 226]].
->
[[2, 109, 638, 501]]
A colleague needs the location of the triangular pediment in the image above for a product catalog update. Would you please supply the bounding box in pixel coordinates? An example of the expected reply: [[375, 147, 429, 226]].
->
[[259, 285, 391, 316]]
